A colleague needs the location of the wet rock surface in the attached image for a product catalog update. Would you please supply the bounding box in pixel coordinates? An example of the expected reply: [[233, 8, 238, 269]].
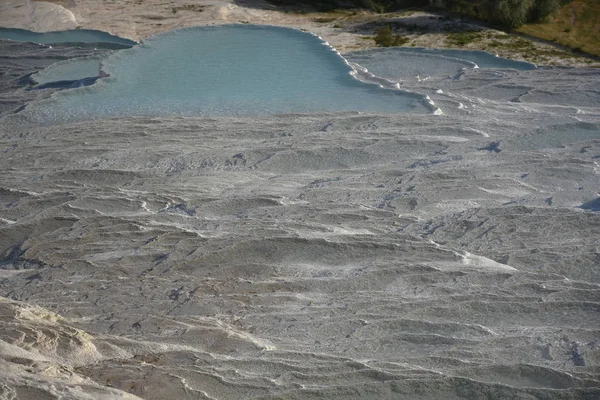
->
[[0, 40, 599, 399]]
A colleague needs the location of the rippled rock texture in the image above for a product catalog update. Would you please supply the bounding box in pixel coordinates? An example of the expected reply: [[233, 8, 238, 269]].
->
[[1, 38, 600, 399]]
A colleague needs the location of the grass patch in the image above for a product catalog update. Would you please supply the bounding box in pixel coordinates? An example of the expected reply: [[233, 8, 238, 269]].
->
[[447, 31, 484, 46], [487, 32, 510, 40], [486, 37, 591, 65], [171, 4, 205, 13], [516, 0, 600, 57], [501, 37, 536, 51], [313, 17, 337, 23]]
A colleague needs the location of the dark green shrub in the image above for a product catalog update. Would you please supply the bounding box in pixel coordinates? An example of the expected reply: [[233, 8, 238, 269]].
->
[[313, 17, 337, 23], [480, 0, 535, 29], [529, 0, 562, 22], [362, 0, 387, 13], [447, 31, 483, 46], [374, 26, 409, 46]]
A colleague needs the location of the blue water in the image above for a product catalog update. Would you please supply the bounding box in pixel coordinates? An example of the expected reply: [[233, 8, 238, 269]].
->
[[0, 27, 136, 48], [31, 77, 99, 91], [348, 51, 476, 82], [25, 25, 432, 123], [32, 57, 102, 84]]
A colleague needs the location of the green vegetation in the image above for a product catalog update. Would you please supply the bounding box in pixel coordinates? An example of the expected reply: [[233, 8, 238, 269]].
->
[[268, 0, 572, 30], [267, 0, 598, 60], [481, 0, 536, 28], [442, 30, 584, 65], [374, 26, 409, 46], [313, 17, 338, 23], [447, 31, 484, 46], [481, 33, 594, 66], [517, 0, 600, 56], [171, 4, 205, 13], [431, 0, 572, 29]]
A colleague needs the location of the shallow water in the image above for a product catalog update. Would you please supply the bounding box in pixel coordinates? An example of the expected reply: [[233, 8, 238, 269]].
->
[[348, 51, 475, 82], [17, 27, 543, 123], [346, 47, 535, 84], [24, 25, 432, 123], [31, 56, 102, 84]]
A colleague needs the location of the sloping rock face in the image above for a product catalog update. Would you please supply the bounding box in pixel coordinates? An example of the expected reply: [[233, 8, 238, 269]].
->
[[0, 1, 78, 32], [0, 297, 143, 399], [1, 33, 599, 399]]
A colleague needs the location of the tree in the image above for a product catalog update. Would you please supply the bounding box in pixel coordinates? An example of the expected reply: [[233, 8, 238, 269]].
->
[[374, 26, 409, 46], [481, 0, 536, 29], [528, 0, 562, 22]]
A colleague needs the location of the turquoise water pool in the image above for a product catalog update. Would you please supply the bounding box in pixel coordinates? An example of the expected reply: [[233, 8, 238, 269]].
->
[[25, 25, 433, 123], [32, 56, 103, 84], [17, 25, 544, 123]]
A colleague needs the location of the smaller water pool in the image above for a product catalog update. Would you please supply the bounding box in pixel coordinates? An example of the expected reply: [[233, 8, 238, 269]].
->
[[393, 47, 537, 70], [24, 25, 435, 123], [32, 56, 103, 84], [346, 47, 536, 83], [0, 27, 136, 48]]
